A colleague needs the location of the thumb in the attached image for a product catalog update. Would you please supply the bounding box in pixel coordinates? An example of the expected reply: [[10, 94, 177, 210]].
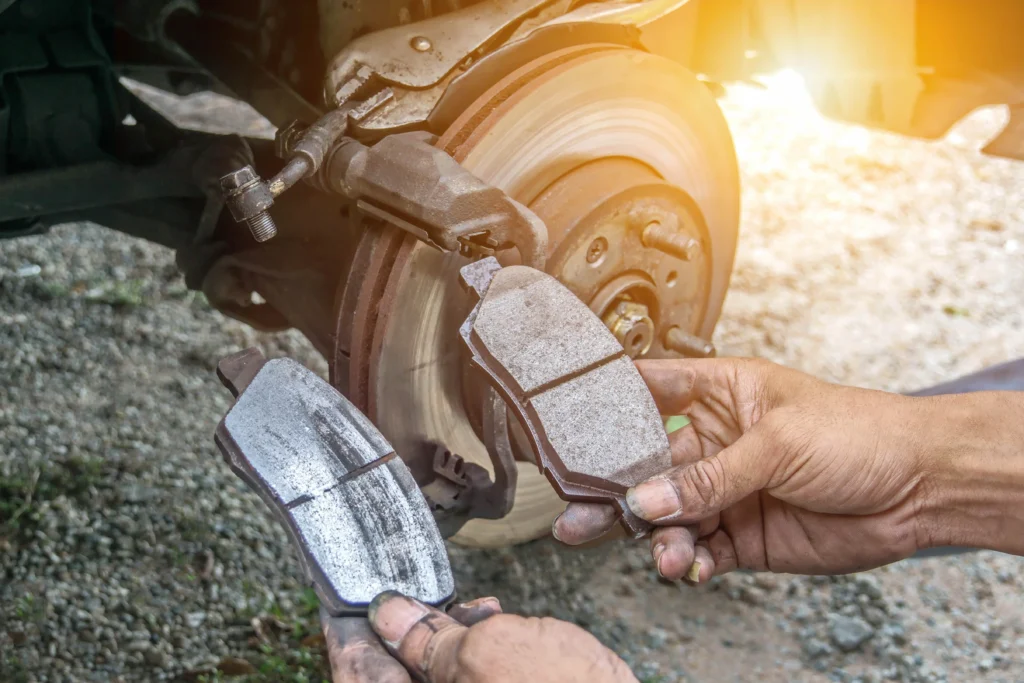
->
[[369, 591, 467, 683], [625, 427, 774, 524]]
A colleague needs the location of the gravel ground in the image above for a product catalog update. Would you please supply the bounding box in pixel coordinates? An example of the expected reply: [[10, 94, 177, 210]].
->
[[2, 73, 1023, 683]]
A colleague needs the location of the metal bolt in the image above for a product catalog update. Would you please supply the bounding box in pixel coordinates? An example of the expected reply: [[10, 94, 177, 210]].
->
[[603, 300, 655, 358], [586, 237, 608, 265], [220, 166, 257, 191], [664, 327, 716, 358], [245, 212, 278, 242], [410, 36, 432, 52], [274, 120, 306, 160], [220, 166, 278, 243], [641, 218, 701, 262]]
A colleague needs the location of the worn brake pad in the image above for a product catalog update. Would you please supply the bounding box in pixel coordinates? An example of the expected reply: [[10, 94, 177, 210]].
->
[[213, 349, 455, 616], [459, 258, 672, 538]]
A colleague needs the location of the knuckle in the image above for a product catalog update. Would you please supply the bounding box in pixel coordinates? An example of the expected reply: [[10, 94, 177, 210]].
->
[[745, 357, 774, 373], [454, 616, 531, 673], [682, 459, 724, 511]]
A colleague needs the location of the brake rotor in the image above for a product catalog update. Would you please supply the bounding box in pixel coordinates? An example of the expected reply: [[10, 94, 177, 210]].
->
[[338, 45, 739, 548]]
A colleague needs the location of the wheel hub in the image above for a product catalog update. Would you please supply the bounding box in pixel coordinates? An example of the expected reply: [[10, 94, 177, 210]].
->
[[529, 157, 713, 361]]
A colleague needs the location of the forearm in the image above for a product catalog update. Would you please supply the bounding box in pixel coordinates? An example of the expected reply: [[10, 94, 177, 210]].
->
[[915, 392, 1024, 555]]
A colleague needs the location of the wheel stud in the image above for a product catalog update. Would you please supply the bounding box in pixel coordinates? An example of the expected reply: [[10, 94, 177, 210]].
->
[[664, 327, 716, 358], [641, 216, 700, 262]]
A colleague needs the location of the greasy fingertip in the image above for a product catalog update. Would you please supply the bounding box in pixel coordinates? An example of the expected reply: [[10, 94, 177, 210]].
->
[[368, 592, 429, 646], [626, 479, 682, 522], [552, 503, 618, 545], [457, 597, 501, 612], [367, 590, 401, 624], [448, 597, 502, 626], [658, 544, 696, 581]]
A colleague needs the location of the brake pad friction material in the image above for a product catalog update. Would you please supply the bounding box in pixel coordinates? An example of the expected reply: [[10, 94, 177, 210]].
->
[[214, 350, 455, 616], [470, 265, 624, 395], [459, 259, 672, 537]]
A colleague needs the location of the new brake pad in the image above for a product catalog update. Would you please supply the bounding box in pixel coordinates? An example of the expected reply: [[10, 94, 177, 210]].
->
[[459, 258, 672, 538], [213, 349, 455, 616]]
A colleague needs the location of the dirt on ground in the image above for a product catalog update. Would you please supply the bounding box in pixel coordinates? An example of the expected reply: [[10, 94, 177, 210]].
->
[[1, 74, 1022, 683]]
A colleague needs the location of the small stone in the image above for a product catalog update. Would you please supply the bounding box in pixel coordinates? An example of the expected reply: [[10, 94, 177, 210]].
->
[[740, 585, 767, 606], [977, 658, 993, 672], [143, 648, 168, 668], [974, 580, 994, 601], [863, 607, 887, 627], [830, 616, 875, 652], [792, 604, 815, 624], [803, 637, 833, 659], [624, 553, 647, 574], [854, 574, 883, 601], [634, 661, 660, 679], [184, 611, 206, 628], [644, 627, 671, 649], [127, 639, 151, 652], [883, 623, 907, 646]]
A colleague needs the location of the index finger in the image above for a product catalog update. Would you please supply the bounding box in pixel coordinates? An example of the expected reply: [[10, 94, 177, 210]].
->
[[369, 592, 469, 683], [321, 609, 412, 683]]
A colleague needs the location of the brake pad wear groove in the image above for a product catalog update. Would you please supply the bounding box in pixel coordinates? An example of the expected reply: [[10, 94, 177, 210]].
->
[[459, 258, 672, 537], [215, 351, 455, 616]]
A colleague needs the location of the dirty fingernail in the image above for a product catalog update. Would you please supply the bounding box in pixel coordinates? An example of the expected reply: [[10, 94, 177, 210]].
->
[[551, 512, 566, 542], [457, 597, 501, 612], [686, 560, 702, 584], [654, 544, 667, 577], [368, 592, 429, 646], [626, 479, 680, 521]]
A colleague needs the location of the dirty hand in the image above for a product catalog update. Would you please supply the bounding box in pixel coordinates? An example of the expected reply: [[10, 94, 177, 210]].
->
[[555, 358, 971, 579], [323, 592, 636, 683]]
